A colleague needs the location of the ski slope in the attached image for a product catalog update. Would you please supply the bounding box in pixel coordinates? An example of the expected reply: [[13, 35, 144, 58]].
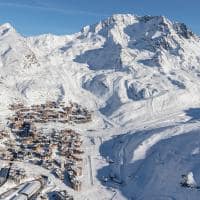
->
[[0, 14, 200, 199]]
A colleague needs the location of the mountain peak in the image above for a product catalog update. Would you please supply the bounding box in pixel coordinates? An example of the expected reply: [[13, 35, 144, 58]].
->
[[107, 13, 138, 23], [82, 13, 137, 35], [173, 22, 195, 39], [0, 22, 16, 36], [75, 13, 200, 75], [1, 22, 12, 28], [82, 14, 196, 42], [105, 14, 169, 26]]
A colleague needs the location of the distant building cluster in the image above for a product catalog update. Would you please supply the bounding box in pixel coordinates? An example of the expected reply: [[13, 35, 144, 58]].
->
[[0, 176, 48, 200], [0, 164, 26, 187], [0, 101, 92, 195], [8, 101, 91, 125], [9, 165, 26, 184]]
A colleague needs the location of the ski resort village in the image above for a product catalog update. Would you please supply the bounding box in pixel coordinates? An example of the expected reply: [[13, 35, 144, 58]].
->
[[0, 10, 200, 200], [0, 101, 92, 199]]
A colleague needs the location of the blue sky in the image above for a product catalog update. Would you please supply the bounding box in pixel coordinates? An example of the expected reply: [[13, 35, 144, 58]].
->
[[0, 0, 199, 36]]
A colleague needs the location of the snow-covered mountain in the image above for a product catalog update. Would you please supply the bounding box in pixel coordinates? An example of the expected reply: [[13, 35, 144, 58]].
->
[[1, 14, 200, 199], [0, 14, 200, 124]]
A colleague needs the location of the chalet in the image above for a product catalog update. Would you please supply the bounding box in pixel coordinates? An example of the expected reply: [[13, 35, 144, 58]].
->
[[71, 154, 83, 162], [70, 178, 81, 191], [70, 166, 83, 176], [73, 149, 84, 154], [0, 166, 10, 186], [52, 168, 64, 180]]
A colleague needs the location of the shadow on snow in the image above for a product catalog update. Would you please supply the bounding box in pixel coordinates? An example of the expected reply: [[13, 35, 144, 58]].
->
[[184, 108, 200, 121], [97, 125, 200, 199]]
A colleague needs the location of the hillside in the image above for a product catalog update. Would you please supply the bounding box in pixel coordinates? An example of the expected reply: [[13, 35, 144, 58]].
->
[[0, 14, 200, 199]]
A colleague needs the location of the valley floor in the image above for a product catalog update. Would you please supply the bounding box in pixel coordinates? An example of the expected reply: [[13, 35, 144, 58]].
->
[[78, 107, 200, 200]]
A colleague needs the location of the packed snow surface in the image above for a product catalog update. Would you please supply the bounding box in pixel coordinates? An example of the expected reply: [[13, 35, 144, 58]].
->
[[0, 14, 200, 199]]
